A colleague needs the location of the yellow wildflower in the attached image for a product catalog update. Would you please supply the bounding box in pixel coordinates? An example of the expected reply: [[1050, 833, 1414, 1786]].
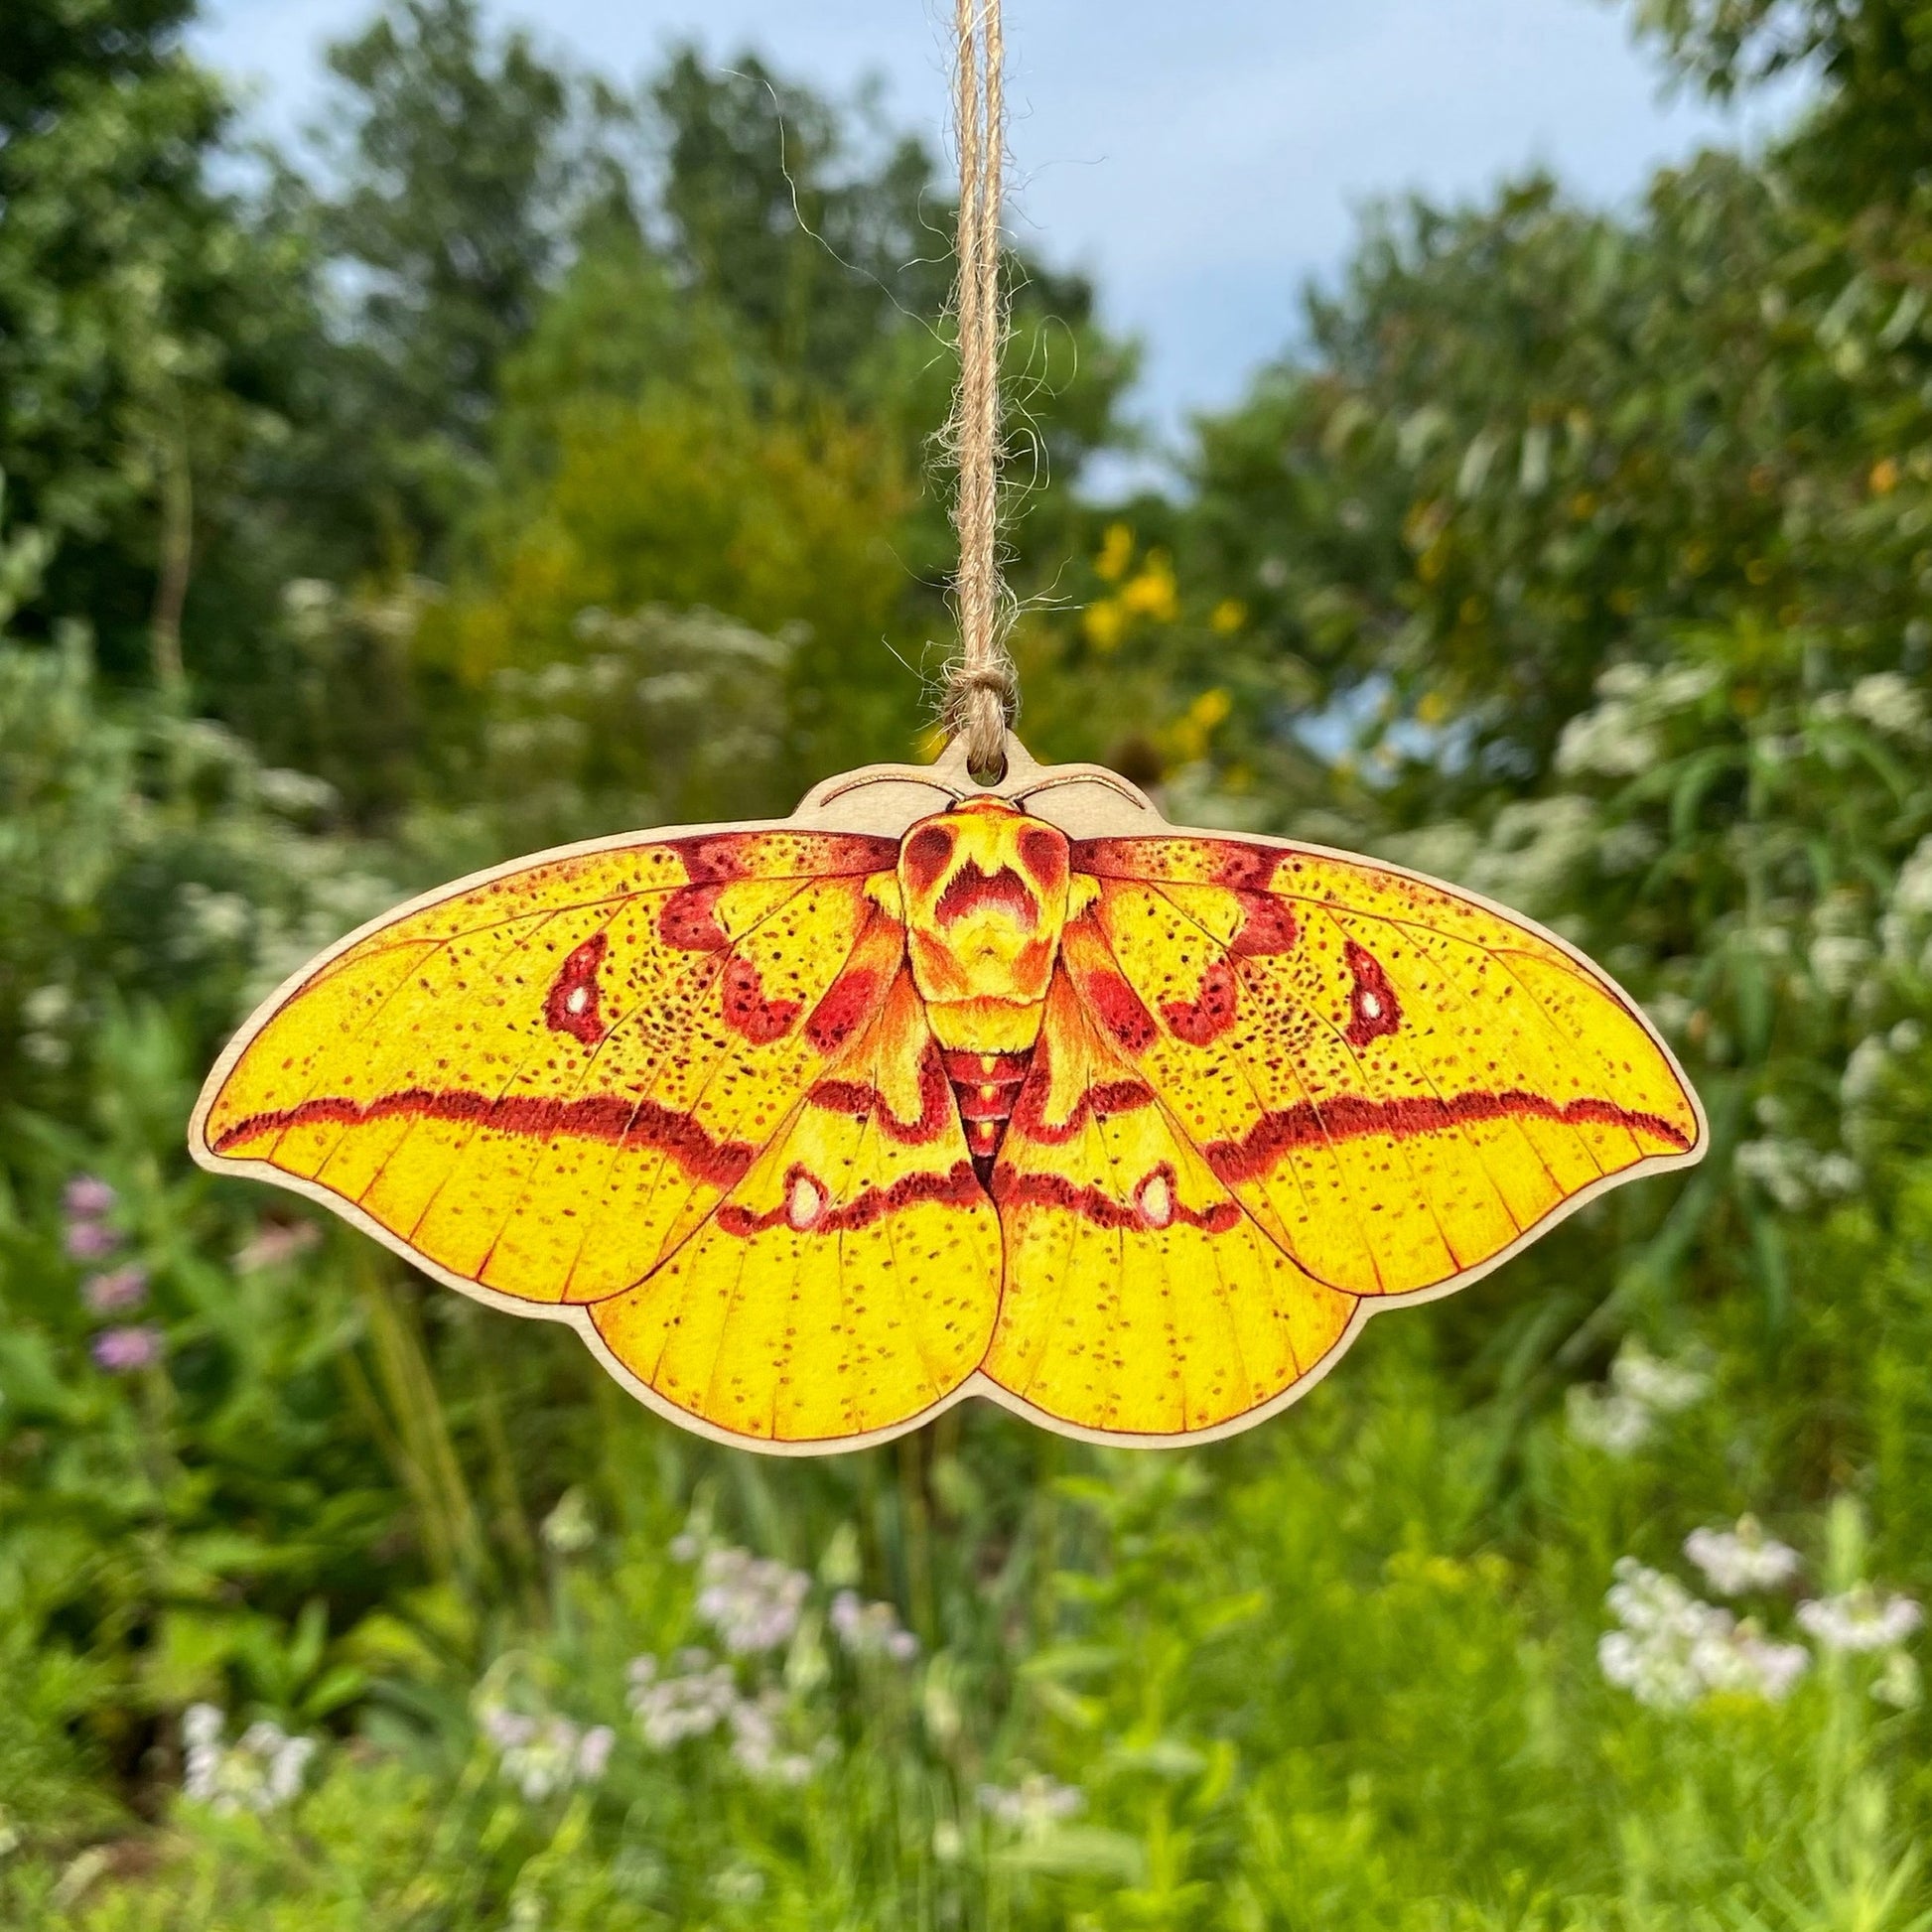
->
[[1210, 599, 1246, 635], [1095, 523, 1134, 582], [1082, 599, 1127, 653], [1120, 555, 1178, 622], [1189, 687, 1232, 731]]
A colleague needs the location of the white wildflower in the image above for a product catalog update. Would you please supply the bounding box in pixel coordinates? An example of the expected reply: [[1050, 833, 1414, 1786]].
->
[[725, 1689, 819, 1786], [1892, 837, 1932, 918], [173, 883, 252, 955], [1735, 1138, 1812, 1212], [1651, 665, 1722, 711], [1796, 1587, 1924, 1654], [1815, 1152, 1863, 1196], [1598, 1626, 1702, 1710], [828, 1590, 919, 1663], [1595, 663, 1652, 701], [539, 1488, 596, 1557], [1808, 932, 1874, 997], [1695, 1625, 1811, 1702], [478, 1701, 614, 1801], [1556, 702, 1657, 780], [21, 984, 72, 1029], [627, 1653, 738, 1748], [254, 768, 339, 818], [1842, 1035, 1893, 1109], [977, 1774, 1085, 1834], [694, 1547, 810, 1655], [1464, 796, 1599, 913], [1610, 1339, 1708, 1414], [1684, 1518, 1802, 1594], [1846, 672, 1928, 741], [1598, 1559, 1803, 1708], [181, 1703, 317, 1816], [1567, 1385, 1654, 1455]]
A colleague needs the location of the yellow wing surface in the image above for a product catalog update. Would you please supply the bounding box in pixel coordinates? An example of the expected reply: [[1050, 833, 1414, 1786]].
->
[[196, 809, 1705, 1450], [194, 829, 1002, 1444], [983, 968, 1356, 1437], [1056, 833, 1704, 1302]]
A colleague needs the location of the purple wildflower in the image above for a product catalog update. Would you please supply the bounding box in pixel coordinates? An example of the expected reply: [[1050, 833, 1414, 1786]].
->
[[63, 1176, 117, 1218], [82, 1266, 150, 1314], [91, 1325, 163, 1373], [65, 1219, 121, 1261]]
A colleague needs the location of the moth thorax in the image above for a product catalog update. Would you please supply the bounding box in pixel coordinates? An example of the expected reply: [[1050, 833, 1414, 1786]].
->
[[897, 796, 1073, 1023]]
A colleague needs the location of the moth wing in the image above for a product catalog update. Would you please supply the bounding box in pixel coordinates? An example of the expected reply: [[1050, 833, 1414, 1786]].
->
[[1065, 833, 1705, 1299], [983, 970, 1357, 1438], [590, 958, 1002, 1444], [194, 827, 905, 1309]]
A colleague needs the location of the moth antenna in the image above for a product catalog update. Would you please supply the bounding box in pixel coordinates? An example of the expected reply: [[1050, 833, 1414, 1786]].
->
[[814, 769, 968, 809], [1013, 770, 1152, 811]]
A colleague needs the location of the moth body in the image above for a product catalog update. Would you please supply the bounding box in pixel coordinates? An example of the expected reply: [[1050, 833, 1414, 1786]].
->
[[896, 794, 1099, 1176]]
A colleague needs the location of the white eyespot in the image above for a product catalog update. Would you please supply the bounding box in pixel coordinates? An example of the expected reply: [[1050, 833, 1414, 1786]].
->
[[1359, 993, 1382, 1021], [566, 986, 591, 1014], [1136, 1173, 1173, 1229], [786, 1173, 828, 1231]]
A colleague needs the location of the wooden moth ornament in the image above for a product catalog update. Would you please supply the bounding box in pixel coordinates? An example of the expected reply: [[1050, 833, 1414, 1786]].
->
[[190, 735, 1707, 1452]]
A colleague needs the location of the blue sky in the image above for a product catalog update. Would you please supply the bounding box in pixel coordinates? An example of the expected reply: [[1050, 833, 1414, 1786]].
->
[[195, 0, 1797, 451]]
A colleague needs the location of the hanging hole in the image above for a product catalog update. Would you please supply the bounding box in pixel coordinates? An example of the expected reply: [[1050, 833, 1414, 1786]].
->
[[966, 749, 1008, 786]]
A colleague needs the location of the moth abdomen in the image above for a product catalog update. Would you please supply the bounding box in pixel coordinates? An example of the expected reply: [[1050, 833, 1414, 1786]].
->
[[941, 1046, 1033, 1182]]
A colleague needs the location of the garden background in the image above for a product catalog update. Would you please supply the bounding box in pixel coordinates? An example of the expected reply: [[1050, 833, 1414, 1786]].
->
[[4, 0, 1932, 1923]]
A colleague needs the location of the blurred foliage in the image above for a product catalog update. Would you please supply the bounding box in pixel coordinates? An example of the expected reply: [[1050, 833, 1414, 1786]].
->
[[3, 0, 1932, 1923]]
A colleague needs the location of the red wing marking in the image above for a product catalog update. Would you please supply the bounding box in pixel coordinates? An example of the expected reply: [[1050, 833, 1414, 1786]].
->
[[210, 1088, 758, 1187], [663, 832, 897, 886], [542, 933, 608, 1046], [657, 885, 729, 951], [1161, 956, 1239, 1045], [1079, 959, 1158, 1053], [806, 1041, 954, 1145], [1205, 1088, 1694, 1184], [716, 1160, 984, 1237], [1342, 940, 1402, 1047], [991, 1165, 1243, 1234], [804, 967, 882, 1054], [721, 954, 802, 1043], [1070, 837, 1284, 891], [1006, 1034, 1153, 1145], [1230, 895, 1299, 956]]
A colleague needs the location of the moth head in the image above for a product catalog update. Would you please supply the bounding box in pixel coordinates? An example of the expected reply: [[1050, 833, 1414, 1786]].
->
[[897, 795, 1083, 1008]]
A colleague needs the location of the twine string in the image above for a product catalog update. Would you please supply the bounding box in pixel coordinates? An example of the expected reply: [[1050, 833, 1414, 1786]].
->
[[941, 0, 1015, 779]]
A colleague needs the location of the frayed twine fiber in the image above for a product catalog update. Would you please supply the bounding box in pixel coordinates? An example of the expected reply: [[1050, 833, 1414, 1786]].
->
[[938, 0, 1015, 781]]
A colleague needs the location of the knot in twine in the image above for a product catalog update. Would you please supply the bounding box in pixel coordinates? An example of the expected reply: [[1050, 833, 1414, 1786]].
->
[[940, 0, 1015, 781]]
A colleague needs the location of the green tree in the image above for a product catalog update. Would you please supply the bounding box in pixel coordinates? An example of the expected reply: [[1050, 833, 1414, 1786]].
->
[[307, 0, 623, 559], [0, 0, 320, 683]]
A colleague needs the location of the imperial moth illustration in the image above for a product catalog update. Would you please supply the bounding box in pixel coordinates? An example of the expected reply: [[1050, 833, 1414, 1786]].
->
[[191, 744, 1705, 1452]]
